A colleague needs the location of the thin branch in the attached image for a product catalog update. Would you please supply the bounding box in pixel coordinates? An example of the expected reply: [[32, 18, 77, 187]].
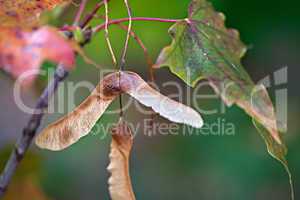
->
[[93, 17, 181, 33], [80, 0, 110, 28], [118, 0, 132, 119], [104, 0, 117, 67], [116, 23, 153, 71], [91, 15, 153, 71], [120, 0, 132, 71], [73, 0, 89, 26], [0, 65, 68, 197]]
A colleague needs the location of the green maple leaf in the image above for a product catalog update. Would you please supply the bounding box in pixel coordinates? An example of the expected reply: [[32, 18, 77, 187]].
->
[[154, 0, 293, 198]]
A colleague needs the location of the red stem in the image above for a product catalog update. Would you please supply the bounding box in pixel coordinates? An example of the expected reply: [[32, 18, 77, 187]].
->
[[73, 0, 88, 25], [80, 0, 110, 28], [93, 17, 181, 32]]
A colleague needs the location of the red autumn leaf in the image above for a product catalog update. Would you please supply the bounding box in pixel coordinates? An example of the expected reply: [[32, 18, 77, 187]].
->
[[0, 26, 75, 82], [0, 0, 69, 28], [0, 0, 75, 83]]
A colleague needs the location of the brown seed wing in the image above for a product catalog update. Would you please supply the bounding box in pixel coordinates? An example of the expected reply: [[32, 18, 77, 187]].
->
[[35, 92, 114, 151], [122, 71, 203, 128], [107, 120, 135, 200]]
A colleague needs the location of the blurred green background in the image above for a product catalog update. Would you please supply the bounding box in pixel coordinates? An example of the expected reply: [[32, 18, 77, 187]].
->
[[0, 0, 300, 199]]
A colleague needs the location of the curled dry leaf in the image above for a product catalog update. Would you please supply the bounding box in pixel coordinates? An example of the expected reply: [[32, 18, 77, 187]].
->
[[0, 26, 76, 82], [35, 71, 203, 151], [0, 0, 69, 28], [107, 120, 135, 200]]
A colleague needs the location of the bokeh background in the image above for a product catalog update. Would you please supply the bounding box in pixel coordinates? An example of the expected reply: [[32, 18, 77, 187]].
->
[[0, 0, 300, 199]]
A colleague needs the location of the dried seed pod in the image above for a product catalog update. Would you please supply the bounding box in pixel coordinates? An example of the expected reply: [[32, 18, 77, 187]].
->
[[35, 71, 203, 151], [107, 120, 135, 200]]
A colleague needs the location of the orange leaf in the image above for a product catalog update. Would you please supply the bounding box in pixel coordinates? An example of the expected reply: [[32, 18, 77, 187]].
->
[[0, 26, 76, 82], [35, 71, 203, 151], [0, 0, 69, 28]]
